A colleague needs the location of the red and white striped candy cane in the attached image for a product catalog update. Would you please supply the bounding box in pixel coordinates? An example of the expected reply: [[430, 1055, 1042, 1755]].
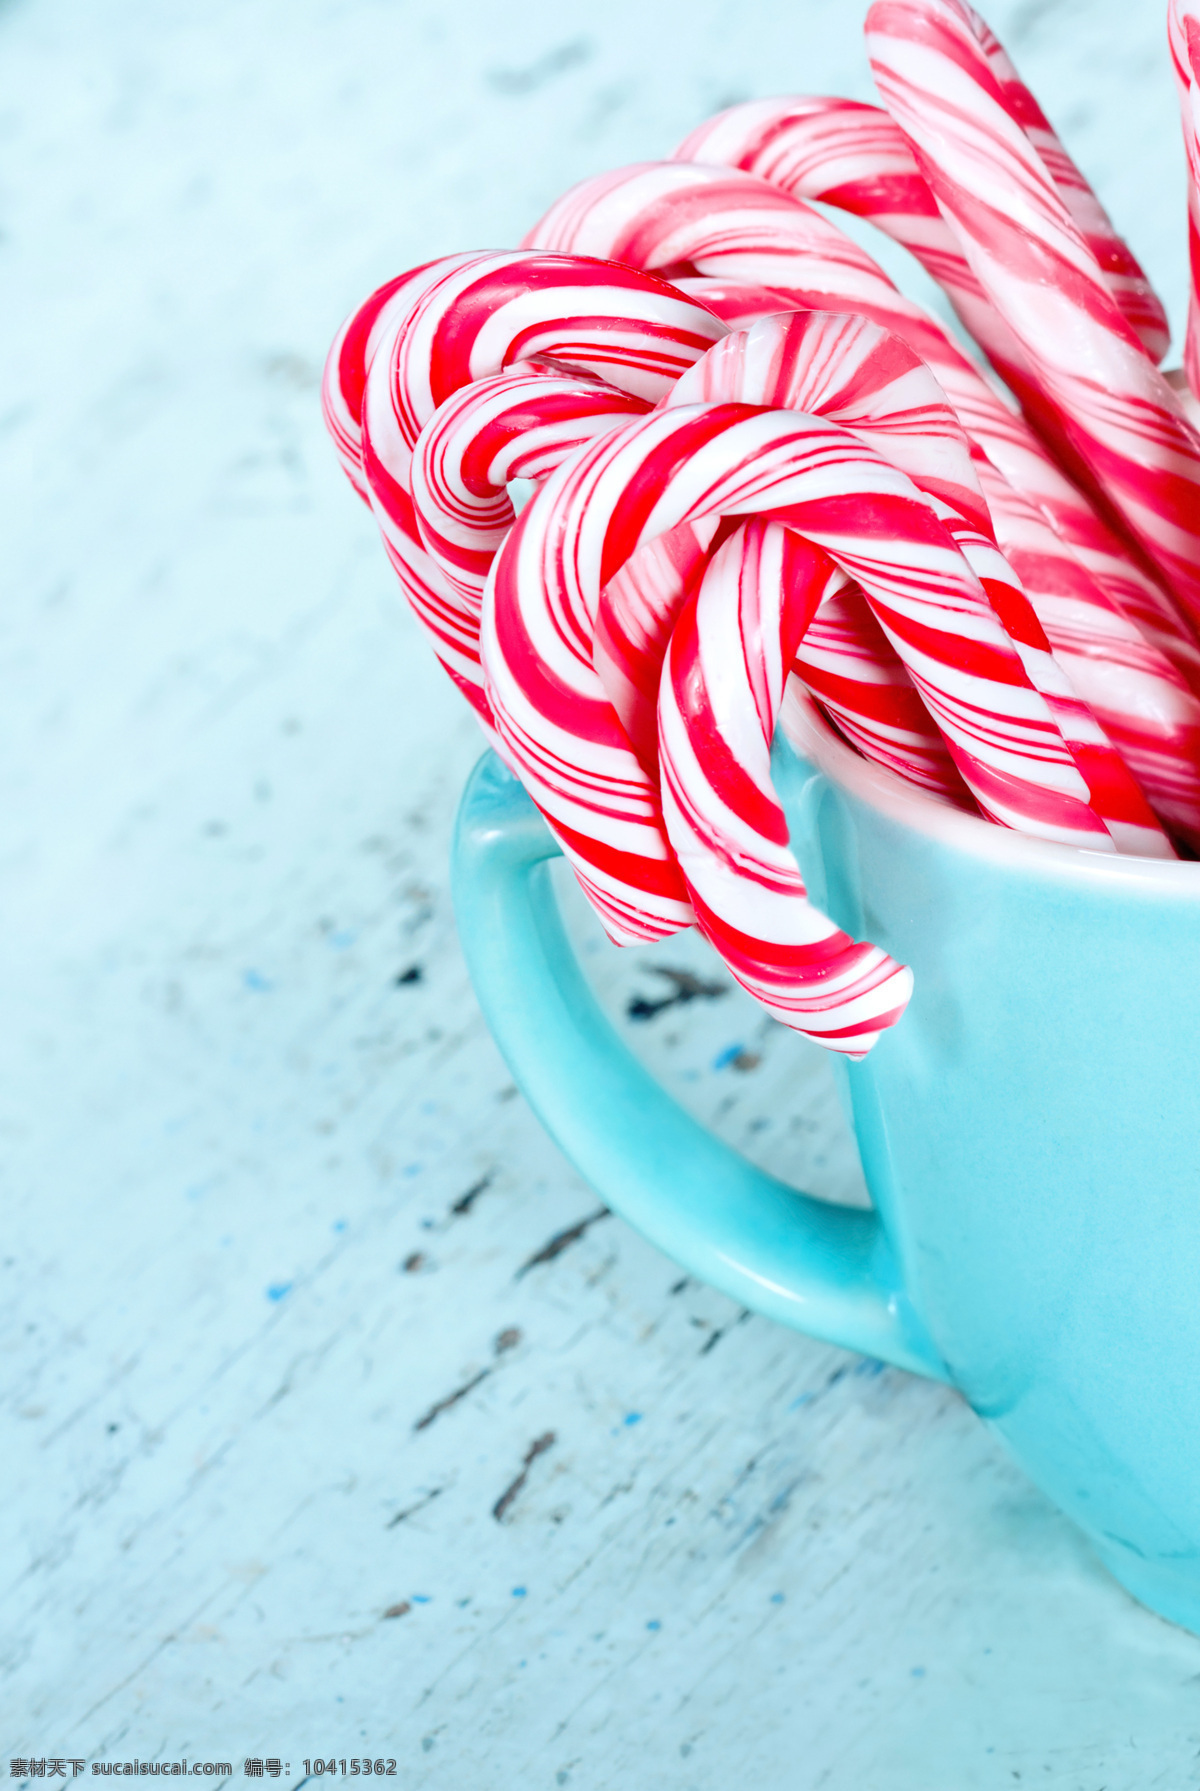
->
[[523, 157, 1200, 693], [792, 580, 973, 802], [675, 89, 1169, 367], [658, 309, 972, 805], [480, 436, 698, 944], [866, 0, 1200, 625], [322, 259, 473, 501], [673, 97, 1036, 402], [666, 310, 1171, 855], [967, 23, 1169, 362], [971, 449, 1200, 848], [410, 362, 651, 605], [484, 401, 1122, 935], [358, 250, 726, 725], [593, 519, 719, 776], [1169, 0, 1200, 405], [658, 519, 915, 1055]]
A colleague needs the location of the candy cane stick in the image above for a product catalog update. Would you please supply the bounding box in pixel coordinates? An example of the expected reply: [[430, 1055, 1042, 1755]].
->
[[665, 310, 1170, 855], [657, 309, 970, 805], [481, 439, 696, 944], [968, 11, 1170, 364], [410, 362, 650, 604], [322, 258, 473, 500], [484, 402, 1120, 892], [971, 450, 1200, 848], [866, 0, 1200, 624], [523, 159, 1200, 693], [358, 251, 726, 725], [410, 364, 705, 801], [594, 501, 970, 809], [658, 520, 915, 1055], [674, 97, 1035, 400], [1169, 0, 1200, 405], [792, 580, 974, 801], [593, 519, 719, 775]]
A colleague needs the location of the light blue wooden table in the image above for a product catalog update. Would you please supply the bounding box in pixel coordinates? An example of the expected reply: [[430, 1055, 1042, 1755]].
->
[[5, 0, 1200, 1781]]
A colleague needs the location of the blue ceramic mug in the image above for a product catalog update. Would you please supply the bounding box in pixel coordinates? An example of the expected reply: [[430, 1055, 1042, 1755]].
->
[[452, 687, 1200, 1634]]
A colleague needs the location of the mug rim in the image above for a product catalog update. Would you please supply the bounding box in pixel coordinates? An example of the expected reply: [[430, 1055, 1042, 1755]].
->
[[778, 683, 1200, 892]]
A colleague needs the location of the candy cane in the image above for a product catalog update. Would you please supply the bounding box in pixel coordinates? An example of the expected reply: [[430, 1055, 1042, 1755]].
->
[[971, 449, 1200, 848], [658, 309, 971, 806], [665, 310, 1170, 855], [968, 11, 1169, 363], [410, 362, 651, 604], [593, 519, 719, 776], [522, 158, 1200, 695], [674, 91, 1169, 369], [322, 258, 473, 501], [866, 0, 1200, 625], [745, 302, 1200, 844], [484, 401, 1122, 941], [480, 435, 696, 945], [673, 97, 1035, 402], [1169, 0, 1200, 405], [358, 251, 727, 725], [658, 519, 915, 1055], [793, 580, 974, 802]]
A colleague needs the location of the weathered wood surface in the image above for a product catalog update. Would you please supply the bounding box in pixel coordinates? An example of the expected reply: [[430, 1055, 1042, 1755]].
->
[[5, 0, 1200, 1781]]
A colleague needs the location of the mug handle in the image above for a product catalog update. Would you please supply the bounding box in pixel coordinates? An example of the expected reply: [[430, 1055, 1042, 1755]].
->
[[452, 751, 948, 1382]]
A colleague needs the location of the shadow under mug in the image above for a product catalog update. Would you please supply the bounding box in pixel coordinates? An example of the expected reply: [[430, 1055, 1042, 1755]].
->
[[451, 687, 1200, 1635]]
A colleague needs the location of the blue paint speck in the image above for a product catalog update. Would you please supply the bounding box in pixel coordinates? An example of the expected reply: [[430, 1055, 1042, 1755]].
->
[[770, 1592, 785, 1604], [646, 1619, 661, 1631], [910, 1666, 925, 1678], [243, 969, 272, 992], [713, 1043, 744, 1070], [511, 1586, 527, 1598], [411, 1594, 431, 1603], [332, 1219, 347, 1233], [266, 1282, 292, 1302], [403, 1163, 424, 1178], [623, 1412, 642, 1427], [788, 1392, 814, 1410], [329, 929, 356, 949], [855, 1357, 886, 1377]]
